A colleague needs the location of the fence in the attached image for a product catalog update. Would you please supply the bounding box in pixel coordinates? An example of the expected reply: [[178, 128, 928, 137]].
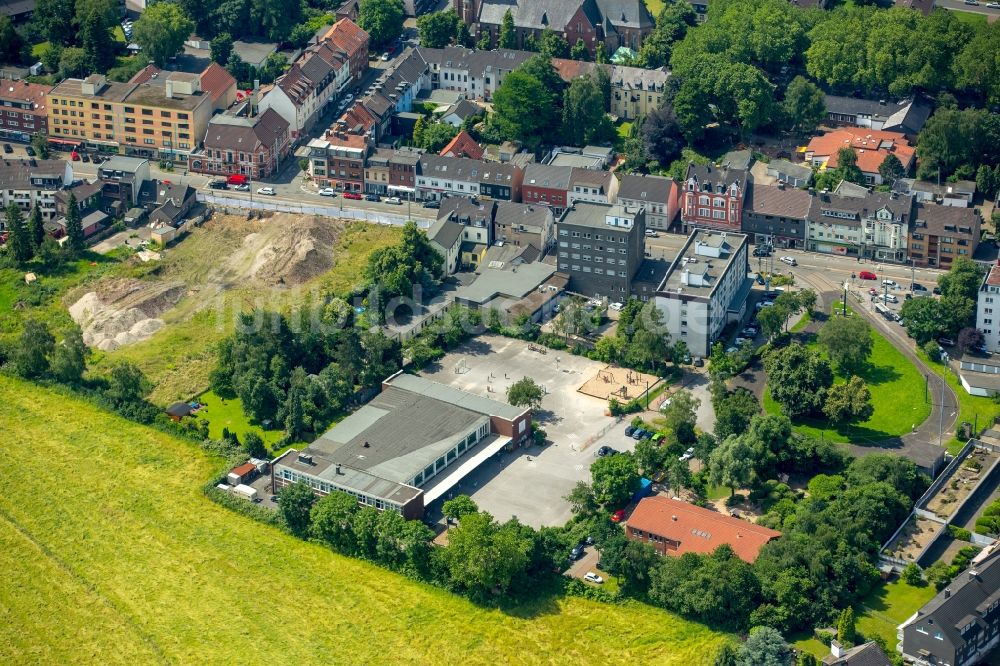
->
[[196, 193, 433, 229]]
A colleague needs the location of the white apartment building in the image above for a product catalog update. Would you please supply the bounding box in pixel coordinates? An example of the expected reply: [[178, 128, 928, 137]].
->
[[978, 265, 1000, 354], [0, 159, 74, 225]]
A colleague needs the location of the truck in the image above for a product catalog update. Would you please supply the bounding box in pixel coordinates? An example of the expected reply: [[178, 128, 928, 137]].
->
[[233, 484, 259, 502]]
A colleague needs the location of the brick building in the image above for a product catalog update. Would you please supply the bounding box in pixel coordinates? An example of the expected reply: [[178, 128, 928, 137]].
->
[[680, 162, 746, 233]]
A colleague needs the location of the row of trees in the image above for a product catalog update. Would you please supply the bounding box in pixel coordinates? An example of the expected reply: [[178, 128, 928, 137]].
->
[[765, 340, 874, 423], [900, 257, 983, 345], [4, 198, 84, 266]]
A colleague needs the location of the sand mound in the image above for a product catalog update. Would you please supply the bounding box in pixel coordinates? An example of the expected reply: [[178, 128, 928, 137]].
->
[[225, 215, 343, 286], [69, 278, 185, 351]]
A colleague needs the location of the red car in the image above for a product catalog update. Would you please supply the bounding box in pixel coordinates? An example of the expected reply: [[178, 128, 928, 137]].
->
[[610, 509, 626, 523], [869, 287, 878, 296], [343, 191, 362, 200], [859, 270, 877, 280]]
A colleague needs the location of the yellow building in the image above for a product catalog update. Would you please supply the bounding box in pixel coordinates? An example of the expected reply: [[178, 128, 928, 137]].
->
[[47, 73, 213, 161]]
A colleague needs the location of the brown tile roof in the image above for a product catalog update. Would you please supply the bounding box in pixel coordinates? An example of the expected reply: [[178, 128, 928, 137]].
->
[[199, 62, 237, 106], [627, 496, 781, 563], [128, 64, 162, 85], [323, 18, 369, 57], [550, 58, 597, 82], [0, 79, 52, 117], [439, 130, 484, 160], [914, 201, 980, 238], [807, 128, 915, 175], [986, 265, 1000, 288], [203, 108, 289, 152], [747, 183, 813, 219]]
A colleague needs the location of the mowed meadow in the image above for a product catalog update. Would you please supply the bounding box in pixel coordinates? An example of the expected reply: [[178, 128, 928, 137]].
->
[[0, 376, 729, 665]]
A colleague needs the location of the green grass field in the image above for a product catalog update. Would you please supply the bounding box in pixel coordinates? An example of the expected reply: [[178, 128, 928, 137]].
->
[[764, 319, 931, 443], [0, 376, 731, 664], [951, 10, 988, 27], [794, 578, 935, 659], [194, 390, 286, 446], [917, 349, 1000, 455]]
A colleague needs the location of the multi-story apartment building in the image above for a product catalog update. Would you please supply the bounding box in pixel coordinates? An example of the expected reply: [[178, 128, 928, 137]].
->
[[0, 159, 73, 226], [569, 167, 618, 205], [365, 148, 393, 195], [977, 266, 1000, 354], [909, 202, 980, 269], [416, 154, 485, 201], [493, 201, 554, 253], [616, 174, 679, 231], [898, 546, 1000, 666], [555, 202, 646, 300], [653, 230, 751, 358], [323, 19, 370, 84], [680, 162, 746, 233], [387, 148, 422, 200], [806, 188, 913, 262], [258, 41, 350, 140], [419, 47, 532, 101], [307, 129, 368, 192], [188, 107, 290, 180], [522, 163, 573, 215], [46, 73, 213, 160], [742, 182, 813, 249], [0, 79, 52, 143], [607, 64, 670, 121], [476, 161, 522, 202], [97, 156, 150, 209]]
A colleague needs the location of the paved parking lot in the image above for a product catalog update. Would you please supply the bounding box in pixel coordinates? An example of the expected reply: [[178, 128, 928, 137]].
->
[[420, 335, 625, 527]]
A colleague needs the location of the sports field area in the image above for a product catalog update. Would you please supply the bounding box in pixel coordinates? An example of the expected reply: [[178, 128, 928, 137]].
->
[[0, 376, 729, 665]]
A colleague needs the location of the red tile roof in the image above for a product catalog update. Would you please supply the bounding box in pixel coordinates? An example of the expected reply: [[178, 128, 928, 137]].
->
[[128, 64, 163, 85], [986, 265, 1000, 288], [231, 462, 256, 477], [806, 129, 915, 176], [200, 62, 237, 106], [0, 79, 53, 117], [439, 130, 484, 160], [627, 496, 781, 563], [324, 18, 369, 57]]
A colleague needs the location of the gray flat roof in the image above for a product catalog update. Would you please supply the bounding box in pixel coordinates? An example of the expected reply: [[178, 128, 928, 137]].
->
[[558, 201, 640, 231], [389, 372, 526, 421], [658, 229, 747, 297], [453, 259, 556, 305]]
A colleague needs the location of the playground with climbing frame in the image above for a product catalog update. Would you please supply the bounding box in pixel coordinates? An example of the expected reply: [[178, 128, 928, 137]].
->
[[577, 364, 662, 402]]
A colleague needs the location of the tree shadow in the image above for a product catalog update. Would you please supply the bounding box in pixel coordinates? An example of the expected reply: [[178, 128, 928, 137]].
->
[[858, 362, 902, 386]]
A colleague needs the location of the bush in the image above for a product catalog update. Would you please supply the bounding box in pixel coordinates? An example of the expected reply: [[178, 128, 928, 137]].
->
[[725, 493, 745, 507], [564, 577, 623, 603], [814, 629, 835, 647], [923, 340, 942, 362], [948, 524, 972, 541], [901, 562, 923, 586]]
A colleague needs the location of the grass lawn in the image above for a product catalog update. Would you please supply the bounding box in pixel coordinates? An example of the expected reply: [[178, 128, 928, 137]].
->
[[645, 0, 666, 16], [31, 41, 50, 58], [764, 315, 931, 443], [951, 10, 988, 27], [917, 349, 1000, 455], [794, 578, 936, 659], [194, 390, 285, 446], [0, 376, 732, 663], [615, 121, 633, 152], [790, 310, 811, 333]]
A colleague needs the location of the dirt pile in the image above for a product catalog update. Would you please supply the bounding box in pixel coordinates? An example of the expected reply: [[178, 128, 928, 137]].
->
[[69, 278, 186, 351], [224, 215, 343, 286]]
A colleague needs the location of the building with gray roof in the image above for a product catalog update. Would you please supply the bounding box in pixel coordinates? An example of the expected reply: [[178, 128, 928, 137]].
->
[[272, 372, 532, 519], [653, 229, 751, 358], [824, 94, 933, 138], [556, 202, 646, 300]]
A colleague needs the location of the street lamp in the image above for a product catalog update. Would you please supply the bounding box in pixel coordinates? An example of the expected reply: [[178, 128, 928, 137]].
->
[[843, 281, 849, 317]]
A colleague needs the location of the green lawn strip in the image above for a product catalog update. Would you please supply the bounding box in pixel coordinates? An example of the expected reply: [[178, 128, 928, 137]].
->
[[0, 375, 731, 664], [764, 330, 931, 443], [917, 349, 999, 455], [194, 390, 285, 446], [615, 121, 633, 152], [789, 310, 811, 332], [951, 9, 988, 27]]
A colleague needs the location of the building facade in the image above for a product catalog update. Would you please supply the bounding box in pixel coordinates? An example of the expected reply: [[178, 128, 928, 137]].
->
[[323, 18, 370, 84], [977, 266, 1000, 355], [307, 129, 368, 192], [569, 167, 618, 205], [909, 202, 980, 269], [0, 159, 73, 225], [806, 190, 913, 262], [522, 163, 573, 215], [97, 156, 150, 209], [615, 173, 679, 231], [258, 41, 350, 140], [742, 182, 812, 249], [680, 162, 746, 234], [493, 201, 554, 253], [0, 79, 51, 143], [653, 230, 751, 358], [188, 107, 290, 180], [556, 202, 646, 300]]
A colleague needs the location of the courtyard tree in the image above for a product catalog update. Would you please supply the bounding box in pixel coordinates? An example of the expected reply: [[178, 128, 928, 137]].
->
[[279, 480, 317, 536], [823, 376, 874, 424], [590, 452, 640, 507], [837, 607, 857, 647], [507, 376, 544, 409], [878, 153, 906, 185], [64, 193, 85, 255], [442, 495, 479, 523], [708, 435, 753, 496], [416, 8, 459, 48], [660, 389, 700, 444], [491, 64, 558, 147], [667, 457, 692, 495], [714, 387, 761, 441], [565, 481, 599, 516], [763, 344, 833, 418], [818, 315, 873, 375], [783, 76, 826, 132], [358, 0, 405, 48], [635, 437, 669, 477], [498, 9, 516, 49], [132, 2, 194, 67]]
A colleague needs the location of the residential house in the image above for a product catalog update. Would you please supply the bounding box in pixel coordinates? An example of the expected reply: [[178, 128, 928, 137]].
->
[[323, 19, 370, 84], [0, 0, 37, 23], [606, 63, 670, 121], [144, 180, 195, 226], [0, 159, 72, 225], [475, 162, 522, 202], [232, 41, 279, 69], [439, 130, 484, 159], [522, 163, 574, 215], [615, 173, 679, 231], [307, 129, 368, 192], [199, 62, 238, 111], [188, 107, 290, 180], [427, 216, 465, 274], [898, 545, 1000, 665], [97, 155, 150, 210], [365, 148, 393, 195], [493, 200, 555, 253], [680, 162, 746, 233], [47, 73, 213, 159], [909, 202, 980, 269], [824, 94, 933, 138], [977, 265, 1000, 355], [569, 167, 617, 205], [440, 99, 482, 127], [369, 48, 432, 115], [765, 159, 813, 188], [437, 196, 495, 268], [44, 207, 109, 240], [258, 41, 350, 140], [419, 46, 533, 101], [804, 128, 915, 186], [335, 0, 360, 21], [0, 79, 51, 143], [546, 144, 615, 170], [806, 188, 913, 262], [626, 496, 780, 562], [387, 148, 422, 200], [742, 182, 813, 249], [556, 202, 646, 300], [894, 178, 976, 208], [54, 179, 102, 218], [822, 641, 892, 666], [416, 154, 486, 201], [652, 229, 752, 358]]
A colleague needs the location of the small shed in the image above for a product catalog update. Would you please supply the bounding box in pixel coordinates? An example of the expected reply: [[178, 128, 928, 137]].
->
[[227, 462, 258, 486], [24, 272, 36, 285], [165, 401, 192, 421]]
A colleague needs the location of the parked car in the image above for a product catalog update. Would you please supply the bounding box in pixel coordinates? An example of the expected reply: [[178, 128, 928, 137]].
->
[[869, 287, 879, 296], [583, 572, 604, 584], [422, 200, 440, 208], [755, 273, 766, 285], [644, 229, 658, 237], [385, 196, 402, 204], [610, 509, 626, 523], [882, 279, 897, 288], [734, 336, 751, 346], [740, 327, 758, 338], [596, 446, 617, 457], [318, 187, 336, 197], [81, 152, 90, 162], [933, 286, 941, 295], [912, 283, 928, 292], [234, 184, 250, 192], [344, 191, 362, 200], [380, 51, 390, 61], [209, 180, 228, 190], [859, 270, 877, 280], [726, 346, 739, 354], [609, 302, 624, 311], [624, 425, 635, 437], [365, 193, 380, 202], [938, 337, 956, 347], [2, 143, 12, 154], [780, 256, 797, 266], [693, 357, 704, 367], [880, 293, 898, 304], [631, 428, 646, 440], [570, 545, 584, 560], [256, 187, 276, 195], [25, 146, 35, 156], [966, 0, 980, 6]]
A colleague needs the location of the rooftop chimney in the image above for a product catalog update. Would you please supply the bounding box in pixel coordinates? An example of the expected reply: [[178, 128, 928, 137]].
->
[[335, 464, 342, 475]]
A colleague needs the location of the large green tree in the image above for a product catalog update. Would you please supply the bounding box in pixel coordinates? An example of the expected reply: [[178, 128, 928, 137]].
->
[[133, 2, 195, 67], [50, 324, 88, 385], [561, 74, 612, 146], [818, 315, 873, 375], [279, 480, 316, 536], [27, 205, 45, 252], [708, 435, 753, 495], [498, 9, 516, 49], [11, 319, 55, 378], [358, 0, 404, 48], [714, 386, 760, 442], [76, 0, 118, 73], [310, 490, 358, 552], [491, 68, 557, 147], [823, 376, 874, 424], [590, 452, 641, 507], [506, 376, 543, 409], [64, 193, 85, 255], [736, 626, 792, 666], [440, 511, 532, 599], [764, 344, 833, 418], [416, 9, 459, 49], [5, 202, 32, 263], [900, 296, 949, 344], [783, 76, 826, 132]]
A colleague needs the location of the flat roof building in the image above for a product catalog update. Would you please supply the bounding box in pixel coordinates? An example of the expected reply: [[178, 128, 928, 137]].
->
[[556, 202, 646, 301], [653, 228, 751, 358], [272, 372, 531, 519]]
